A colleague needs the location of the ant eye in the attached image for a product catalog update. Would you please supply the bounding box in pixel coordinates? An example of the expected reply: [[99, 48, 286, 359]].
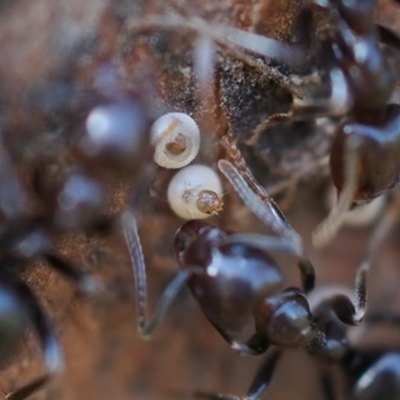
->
[[151, 112, 200, 169], [167, 164, 223, 220]]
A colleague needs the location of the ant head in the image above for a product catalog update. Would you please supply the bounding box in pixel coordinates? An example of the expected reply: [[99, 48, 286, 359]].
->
[[174, 221, 225, 266]]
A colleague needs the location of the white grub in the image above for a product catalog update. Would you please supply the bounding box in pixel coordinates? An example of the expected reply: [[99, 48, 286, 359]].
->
[[150, 112, 200, 169], [167, 164, 223, 220]]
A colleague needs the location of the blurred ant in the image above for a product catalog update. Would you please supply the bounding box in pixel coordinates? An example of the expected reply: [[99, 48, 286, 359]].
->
[[0, 214, 101, 400], [0, 65, 153, 399], [125, 0, 400, 242], [243, 0, 400, 247]]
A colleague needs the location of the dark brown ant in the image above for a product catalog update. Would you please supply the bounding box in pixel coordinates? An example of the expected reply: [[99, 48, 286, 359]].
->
[[0, 69, 140, 399], [122, 206, 370, 399], [123, 197, 400, 400]]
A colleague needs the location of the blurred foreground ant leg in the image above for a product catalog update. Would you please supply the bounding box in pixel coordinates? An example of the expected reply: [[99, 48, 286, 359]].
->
[[246, 63, 353, 145], [121, 211, 190, 339], [193, 351, 282, 400], [312, 135, 361, 248], [0, 279, 63, 400], [43, 254, 101, 296], [218, 158, 315, 292], [125, 14, 305, 97], [1, 375, 50, 400], [0, 218, 102, 297]]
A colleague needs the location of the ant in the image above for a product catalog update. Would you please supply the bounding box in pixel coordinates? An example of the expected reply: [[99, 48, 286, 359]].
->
[[0, 66, 151, 399], [301, 0, 400, 248], [122, 137, 391, 399], [121, 174, 372, 399]]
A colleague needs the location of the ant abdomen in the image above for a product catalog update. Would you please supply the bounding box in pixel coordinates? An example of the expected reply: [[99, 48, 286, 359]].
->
[[330, 104, 400, 202], [174, 221, 283, 333]]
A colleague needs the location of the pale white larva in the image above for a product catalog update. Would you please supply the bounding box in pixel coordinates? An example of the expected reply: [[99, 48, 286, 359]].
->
[[168, 164, 223, 219], [150, 112, 200, 169]]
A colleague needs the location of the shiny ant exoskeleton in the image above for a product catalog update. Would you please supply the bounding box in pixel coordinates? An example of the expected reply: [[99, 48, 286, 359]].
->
[[238, 0, 400, 246], [299, 0, 400, 248], [122, 206, 370, 399]]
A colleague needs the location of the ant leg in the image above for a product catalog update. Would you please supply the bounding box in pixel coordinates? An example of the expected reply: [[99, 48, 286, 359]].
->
[[319, 369, 336, 400], [230, 333, 270, 356], [363, 312, 400, 325], [353, 194, 400, 321], [352, 353, 400, 398], [0, 281, 64, 400], [0, 137, 27, 219], [122, 211, 190, 339], [218, 159, 296, 244], [43, 254, 102, 296], [193, 350, 281, 400], [245, 350, 281, 400], [377, 25, 400, 50], [312, 135, 362, 248], [247, 67, 351, 146], [15, 282, 63, 374], [1, 376, 50, 400], [245, 113, 292, 146], [293, 68, 352, 117], [218, 159, 315, 292]]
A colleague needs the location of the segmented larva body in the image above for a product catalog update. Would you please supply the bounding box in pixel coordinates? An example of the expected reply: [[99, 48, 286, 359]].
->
[[150, 112, 200, 169], [168, 164, 223, 219]]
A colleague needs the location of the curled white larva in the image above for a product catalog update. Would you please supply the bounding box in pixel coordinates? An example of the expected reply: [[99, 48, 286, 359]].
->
[[150, 112, 200, 169], [168, 164, 223, 219], [326, 186, 386, 228]]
